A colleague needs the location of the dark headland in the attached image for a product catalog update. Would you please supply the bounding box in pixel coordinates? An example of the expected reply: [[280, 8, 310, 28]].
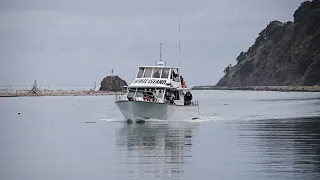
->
[[194, 0, 320, 92], [99, 75, 128, 91]]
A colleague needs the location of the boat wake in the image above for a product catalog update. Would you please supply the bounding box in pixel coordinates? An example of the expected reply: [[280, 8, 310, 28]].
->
[[97, 117, 125, 122], [97, 114, 224, 123], [96, 112, 320, 124]]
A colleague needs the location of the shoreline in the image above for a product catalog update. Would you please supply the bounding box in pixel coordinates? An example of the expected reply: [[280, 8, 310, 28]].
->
[[191, 86, 320, 92], [2, 85, 320, 97], [0, 89, 124, 97]]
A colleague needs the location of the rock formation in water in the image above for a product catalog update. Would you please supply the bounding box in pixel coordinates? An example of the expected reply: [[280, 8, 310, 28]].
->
[[216, 0, 320, 87], [99, 75, 128, 91]]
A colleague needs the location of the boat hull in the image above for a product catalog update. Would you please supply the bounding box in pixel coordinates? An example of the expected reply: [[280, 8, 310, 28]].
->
[[115, 100, 199, 121]]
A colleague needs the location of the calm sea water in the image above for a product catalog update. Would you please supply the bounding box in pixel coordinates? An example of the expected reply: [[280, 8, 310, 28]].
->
[[1, 90, 320, 180]]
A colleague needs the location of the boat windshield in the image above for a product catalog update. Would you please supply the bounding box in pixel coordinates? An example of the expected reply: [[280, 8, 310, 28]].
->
[[161, 68, 169, 78], [136, 68, 144, 78], [152, 68, 161, 78], [136, 67, 171, 79], [143, 67, 153, 78]]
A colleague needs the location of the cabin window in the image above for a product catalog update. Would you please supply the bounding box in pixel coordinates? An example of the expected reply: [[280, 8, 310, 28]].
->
[[161, 68, 169, 78], [137, 67, 144, 78], [143, 67, 152, 78], [152, 68, 161, 78]]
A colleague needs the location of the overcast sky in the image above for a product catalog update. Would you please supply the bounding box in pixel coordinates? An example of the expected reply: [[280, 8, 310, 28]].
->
[[0, 0, 306, 88]]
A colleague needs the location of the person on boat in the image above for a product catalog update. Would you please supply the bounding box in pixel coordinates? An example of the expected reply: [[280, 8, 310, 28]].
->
[[171, 69, 178, 81], [161, 70, 167, 78], [164, 91, 171, 102], [180, 75, 186, 88], [172, 70, 176, 78], [169, 92, 175, 104], [149, 89, 156, 102], [143, 88, 149, 101], [127, 89, 135, 101], [145, 89, 154, 101], [153, 70, 160, 78], [127, 93, 134, 101], [184, 91, 192, 105], [157, 89, 164, 98], [174, 74, 179, 81]]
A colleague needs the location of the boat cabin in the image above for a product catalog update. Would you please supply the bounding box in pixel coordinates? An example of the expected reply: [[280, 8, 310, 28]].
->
[[124, 61, 192, 105]]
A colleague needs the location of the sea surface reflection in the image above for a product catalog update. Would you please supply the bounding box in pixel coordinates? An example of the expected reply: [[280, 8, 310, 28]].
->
[[236, 117, 320, 179], [115, 123, 199, 179], [1, 91, 320, 180]]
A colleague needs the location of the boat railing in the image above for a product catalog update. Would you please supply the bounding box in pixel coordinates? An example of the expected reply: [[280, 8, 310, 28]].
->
[[114, 92, 127, 101], [115, 89, 163, 102], [190, 101, 199, 105], [115, 90, 199, 106], [179, 100, 198, 106], [186, 101, 199, 114]]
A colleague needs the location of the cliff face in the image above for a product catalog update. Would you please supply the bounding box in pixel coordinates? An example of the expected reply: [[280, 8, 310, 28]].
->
[[216, 0, 320, 87], [99, 75, 128, 91]]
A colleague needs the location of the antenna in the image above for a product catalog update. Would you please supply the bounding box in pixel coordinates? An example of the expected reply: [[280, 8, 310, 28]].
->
[[156, 43, 166, 67], [160, 42, 162, 61], [178, 16, 181, 67]]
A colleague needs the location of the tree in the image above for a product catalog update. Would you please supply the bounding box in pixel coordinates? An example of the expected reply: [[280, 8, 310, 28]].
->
[[223, 64, 232, 75], [265, 20, 283, 39], [294, 1, 312, 23], [236, 51, 247, 63]]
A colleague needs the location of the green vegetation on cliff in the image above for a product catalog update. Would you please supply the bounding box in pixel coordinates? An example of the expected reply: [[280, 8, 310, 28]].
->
[[216, 0, 320, 87]]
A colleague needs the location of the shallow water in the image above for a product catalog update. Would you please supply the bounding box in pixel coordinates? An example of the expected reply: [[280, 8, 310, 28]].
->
[[1, 90, 320, 180]]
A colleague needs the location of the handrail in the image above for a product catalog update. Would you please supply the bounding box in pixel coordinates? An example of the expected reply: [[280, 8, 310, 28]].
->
[[129, 89, 164, 93], [115, 90, 199, 106], [182, 100, 198, 106], [191, 101, 198, 105], [114, 92, 127, 101], [115, 91, 162, 102]]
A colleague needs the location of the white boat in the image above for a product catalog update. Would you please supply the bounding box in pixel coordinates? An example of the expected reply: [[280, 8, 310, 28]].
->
[[114, 45, 200, 122]]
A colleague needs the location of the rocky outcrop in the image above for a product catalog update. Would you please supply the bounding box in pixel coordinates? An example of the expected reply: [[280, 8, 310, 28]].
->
[[99, 75, 128, 91], [216, 0, 320, 87]]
